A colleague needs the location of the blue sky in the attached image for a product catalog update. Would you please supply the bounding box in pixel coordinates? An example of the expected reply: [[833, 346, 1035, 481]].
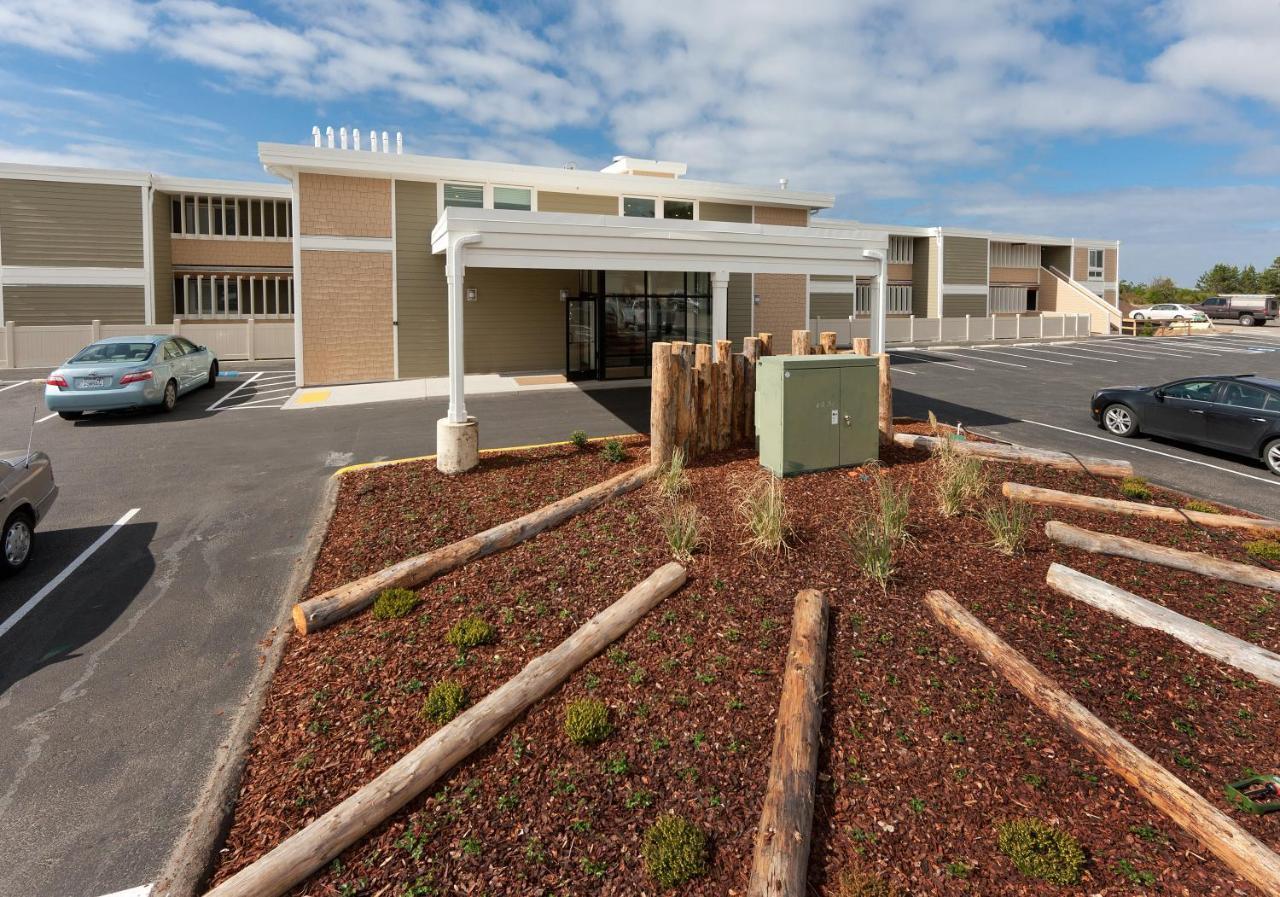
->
[[1, 0, 1278, 284]]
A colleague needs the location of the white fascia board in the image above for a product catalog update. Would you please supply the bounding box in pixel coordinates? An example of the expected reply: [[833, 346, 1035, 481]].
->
[[258, 143, 832, 210], [298, 235, 393, 252], [811, 217, 934, 239], [940, 284, 989, 295], [151, 175, 291, 197], [0, 161, 149, 187], [939, 225, 1119, 248], [2, 265, 147, 286]]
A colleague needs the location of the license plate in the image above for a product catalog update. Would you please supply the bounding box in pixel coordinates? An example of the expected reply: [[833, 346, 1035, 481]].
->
[[76, 377, 106, 389]]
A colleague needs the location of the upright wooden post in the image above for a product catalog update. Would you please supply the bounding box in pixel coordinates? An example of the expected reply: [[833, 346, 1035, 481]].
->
[[670, 342, 693, 456], [790, 329, 810, 356], [852, 337, 871, 356], [743, 336, 762, 443], [758, 332, 774, 357], [716, 339, 733, 450], [650, 342, 676, 465], [877, 353, 893, 446], [819, 331, 837, 355], [694, 343, 713, 458]]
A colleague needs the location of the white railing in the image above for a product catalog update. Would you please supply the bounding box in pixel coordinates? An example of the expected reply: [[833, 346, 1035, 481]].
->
[[807, 313, 1091, 348], [1, 318, 295, 369]]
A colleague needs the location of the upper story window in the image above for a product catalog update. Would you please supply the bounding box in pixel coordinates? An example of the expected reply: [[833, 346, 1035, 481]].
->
[[623, 197, 657, 218], [171, 194, 291, 239], [493, 186, 532, 211], [1088, 248, 1105, 279], [443, 183, 484, 209], [888, 235, 914, 264], [662, 199, 694, 220]]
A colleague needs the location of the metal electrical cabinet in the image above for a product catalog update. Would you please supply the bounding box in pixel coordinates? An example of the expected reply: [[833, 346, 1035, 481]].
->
[[755, 355, 879, 476]]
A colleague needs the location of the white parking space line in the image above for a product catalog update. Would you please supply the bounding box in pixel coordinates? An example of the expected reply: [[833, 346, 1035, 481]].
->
[[969, 346, 1071, 365], [1066, 344, 1169, 359], [95, 885, 152, 897], [206, 371, 262, 411], [1099, 340, 1195, 358], [890, 351, 974, 371], [36, 412, 57, 423], [0, 508, 141, 640], [926, 349, 1025, 368], [0, 380, 33, 393], [238, 385, 295, 397], [1018, 419, 1280, 488], [1018, 345, 1119, 362]]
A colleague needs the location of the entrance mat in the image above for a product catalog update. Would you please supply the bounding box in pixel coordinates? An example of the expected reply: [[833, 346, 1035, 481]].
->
[[513, 374, 567, 386]]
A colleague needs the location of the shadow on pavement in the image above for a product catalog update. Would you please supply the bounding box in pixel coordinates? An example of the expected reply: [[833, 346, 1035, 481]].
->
[[891, 389, 1020, 429]]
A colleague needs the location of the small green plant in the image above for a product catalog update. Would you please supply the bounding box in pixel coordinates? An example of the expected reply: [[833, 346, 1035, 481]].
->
[[659, 500, 705, 562], [1116, 858, 1156, 886], [848, 516, 895, 591], [737, 474, 791, 554], [625, 789, 654, 809], [601, 438, 626, 463], [1245, 539, 1280, 562], [1184, 499, 1216, 513], [445, 616, 496, 651], [642, 814, 708, 888], [656, 448, 690, 497], [1120, 476, 1153, 500], [371, 587, 419, 620], [833, 864, 904, 897], [996, 817, 1085, 885], [946, 860, 973, 879], [570, 429, 589, 449], [421, 680, 468, 724], [872, 475, 911, 543], [564, 697, 612, 744], [984, 499, 1032, 555], [934, 448, 987, 517]]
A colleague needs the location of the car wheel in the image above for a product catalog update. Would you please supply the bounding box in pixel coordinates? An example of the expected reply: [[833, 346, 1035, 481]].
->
[[1131, 312, 1145, 321], [57, 411, 82, 420], [204, 360, 219, 390], [1173, 315, 1185, 322], [1240, 313, 1256, 326], [1, 509, 34, 575], [160, 379, 178, 413], [1264, 439, 1280, 476], [1102, 403, 1139, 437]]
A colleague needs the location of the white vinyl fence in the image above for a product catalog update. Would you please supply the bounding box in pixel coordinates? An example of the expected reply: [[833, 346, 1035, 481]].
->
[[1, 318, 294, 369], [807, 313, 1091, 349]]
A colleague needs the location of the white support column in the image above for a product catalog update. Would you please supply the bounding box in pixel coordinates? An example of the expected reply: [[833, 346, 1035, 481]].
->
[[711, 270, 729, 353], [862, 249, 887, 354], [437, 233, 482, 475], [2, 321, 14, 370]]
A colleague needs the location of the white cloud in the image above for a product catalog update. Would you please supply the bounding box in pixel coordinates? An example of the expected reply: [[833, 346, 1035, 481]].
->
[[0, 0, 150, 58], [1149, 0, 1280, 106]]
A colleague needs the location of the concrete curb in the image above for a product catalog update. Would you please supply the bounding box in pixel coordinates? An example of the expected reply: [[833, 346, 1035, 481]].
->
[[151, 474, 341, 897]]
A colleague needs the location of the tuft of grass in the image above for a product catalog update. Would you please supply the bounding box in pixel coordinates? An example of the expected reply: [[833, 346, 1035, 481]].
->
[[934, 441, 987, 517], [421, 680, 468, 724], [564, 698, 612, 745], [871, 474, 911, 543], [601, 438, 627, 463], [656, 447, 690, 497], [371, 587, 419, 620], [848, 474, 911, 590], [983, 499, 1032, 555], [445, 616, 496, 651], [659, 500, 705, 562], [570, 429, 589, 449], [833, 862, 905, 897], [642, 815, 708, 888], [1183, 499, 1217, 514], [1119, 476, 1153, 501], [996, 817, 1086, 885], [737, 474, 792, 554], [1245, 539, 1280, 562]]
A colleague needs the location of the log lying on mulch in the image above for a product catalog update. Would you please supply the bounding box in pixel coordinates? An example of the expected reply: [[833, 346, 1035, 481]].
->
[[1045, 520, 1280, 591], [924, 588, 1280, 897], [1003, 481, 1280, 534], [294, 463, 656, 634], [1045, 563, 1280, 688], [206, 561, 687, 897], [894, 432, 1133, 477], [747, 589, 828, 897]]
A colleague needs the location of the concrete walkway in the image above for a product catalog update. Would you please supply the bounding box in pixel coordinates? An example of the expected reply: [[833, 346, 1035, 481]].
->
[[284, 371, 648, 410]]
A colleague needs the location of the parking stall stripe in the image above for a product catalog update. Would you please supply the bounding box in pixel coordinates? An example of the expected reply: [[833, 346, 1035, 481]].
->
[[1018, 346, 1119, 362], [968, 346, 1071, 365], [206, 371, 262, 411], [36, 412, 57, 423], [0, 380, 32, 393], [890, 351, 974, 371], [1066, 344, 1169, 359], [1101, 340, 1196, 358], [925, 349, 1025, 368], [0, 508, 142, 640]]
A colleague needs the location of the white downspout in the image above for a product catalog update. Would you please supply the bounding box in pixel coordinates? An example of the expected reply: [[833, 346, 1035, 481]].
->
[[446, 232, 482, 423], [862, 248, 887, 354], [711, 270, 729, 354]]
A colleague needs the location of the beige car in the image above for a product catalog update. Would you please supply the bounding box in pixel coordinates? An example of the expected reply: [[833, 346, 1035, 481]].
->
[[1, 450, 58, 574]]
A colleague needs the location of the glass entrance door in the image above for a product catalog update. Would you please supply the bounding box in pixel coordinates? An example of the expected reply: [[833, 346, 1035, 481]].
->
[[565, 297, 597, 380]]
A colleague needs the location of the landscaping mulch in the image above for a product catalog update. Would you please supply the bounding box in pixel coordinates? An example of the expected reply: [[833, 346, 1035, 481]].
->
[[212, 430, 1280, 896]]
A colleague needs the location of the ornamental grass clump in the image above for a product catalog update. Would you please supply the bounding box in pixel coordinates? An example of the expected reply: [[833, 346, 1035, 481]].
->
[[656, 448, 690, 497], [570, 429, 589, 449], [659, 500, 705, 562], [848, 474, 911, 590], [642, 814, 708, 888], [737, 474, 792, 555], [833, 863, 905, 897], [565, 697, 612, 744], [445, 616, 496, 651], [371, 587, 419, 620], [601, 438, 627, 463], [421, 680, 468, 724], [1245, 539, 1280, 562], [933, 439, 987, 517], [1120, 476, 1153, 501], [996, 817, 1086, 885], [983, 498, 1033, 556]]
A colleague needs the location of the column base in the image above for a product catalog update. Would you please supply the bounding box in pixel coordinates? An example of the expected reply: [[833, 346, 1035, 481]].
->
[[436, 417, 479, 475]]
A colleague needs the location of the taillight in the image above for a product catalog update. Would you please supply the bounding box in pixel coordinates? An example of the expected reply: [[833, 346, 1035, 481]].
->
[[119, 370, 154, 385], [46, 375, 68, 389]]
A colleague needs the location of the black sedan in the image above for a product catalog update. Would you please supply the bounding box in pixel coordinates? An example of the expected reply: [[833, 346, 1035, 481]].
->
[[1092, 375, 1280, 475]]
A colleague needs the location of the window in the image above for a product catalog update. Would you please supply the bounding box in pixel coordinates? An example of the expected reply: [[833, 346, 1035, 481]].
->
[[1088, 248, 1104, 279], [170, 194, 291, 238], [173, 273, 294, 318], [622, 197, 656, 218], [662, 199, 694, 220], [888, 236, 915, 264], [1221, 382, 1270, 410], [493, 186, 532, 210], [1162, 380, 1218, 402], [443, 183, 484, 208], [1203, 297, 1226, 307]]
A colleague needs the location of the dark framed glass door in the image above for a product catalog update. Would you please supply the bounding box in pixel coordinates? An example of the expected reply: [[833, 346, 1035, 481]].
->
[[565, 296, 597, 380]]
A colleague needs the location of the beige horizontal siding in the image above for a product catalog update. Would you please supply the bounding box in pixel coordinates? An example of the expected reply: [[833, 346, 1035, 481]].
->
[[153, 191, 173, 325], [459, 268, 579, 373], [810, 292, 853, 318], [171, 238, 293, 268], [0, 179, 143, 267], [912, 237, 936, 316], [726, 272, 752, 347], [943, 293, 988, 317], [394, 180, 446, 378], [700, 202, 752, 223], [943, 236, 988, 286], [2, 285, 145, 326], [537, 191, 618, 215]]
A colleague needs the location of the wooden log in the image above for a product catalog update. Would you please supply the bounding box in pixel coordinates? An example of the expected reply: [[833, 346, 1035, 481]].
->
[[1046, 563, 1280, 688], [743, 336, 762, 364], [747, 589, 829, 897], [743, 337, 762, 442], [819, 331, 837, 355], [852, 337, 871, 357], [877, 353, 893, 447], [894, 433, 1134, 478], [293, 463, 655, 634], [716, 340, 733, 450], [211, 563, 689, 897], [758, 332, 774, 357], [1003, 482, 1280, 534], [736, 354, 751, 444], [695, 343, 713, 458], [671, 342, 694, 456], [1045, 520, 1280, 592], [649, 341, 677, 465], [791, 329, 810, 356], [924, 589, 1280, 897]]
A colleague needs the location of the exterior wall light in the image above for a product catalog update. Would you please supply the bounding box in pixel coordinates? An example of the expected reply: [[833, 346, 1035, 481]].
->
[[559, 289, 569, 302], [753, 293, 761, 305], [466, 288, 478, 303]]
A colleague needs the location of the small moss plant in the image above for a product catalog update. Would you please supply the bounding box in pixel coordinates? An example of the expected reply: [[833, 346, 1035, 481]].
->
[[656, 448, 690, 497], [601, 438, 627, 463], [1120, 476, 1153, 501], [996, 817, 1086, 885], [445, 616, 496, 651], [659, 500, 705, 562], [422, 680, 468, 724], [1184, 499, 1216, 514], [1245, 539, 1280, 562], [564, 698, 612, 744], [984, 499, 1032, 555], [737, 473, 791, 554], [642, 815, 708, 888], [371, 587, 419, 620], [570, 429, 589, 449]]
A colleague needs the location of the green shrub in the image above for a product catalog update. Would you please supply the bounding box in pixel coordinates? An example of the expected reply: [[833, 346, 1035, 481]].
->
[[641, 814, 708, 888], [738, 474, 791, 554], [1184, 499, 1217, 514], [656, 448, 690, 497], [996, 817, 1086, 885], [1245, 539, 1280, 562], [421, 680, 468, 724], [659, 500, 705, 562], [601, 438, 626, 462], [371, 587, 419, 620], [1119, 476, 1153, 501], [570, 429, 589, 449], [983, 499, 1032, 555], [445, 616, 496, 650], [564, 697, 612, 744]]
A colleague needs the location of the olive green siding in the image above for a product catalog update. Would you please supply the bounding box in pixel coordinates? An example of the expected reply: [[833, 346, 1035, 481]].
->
[[810, 292, 852, 318], [152, 190, 173, 324], [942, 293, 988, 318], [942, 236, 988, 286], [1041, 245, 1072, 277], [394, 180, 446, 378], [2, 285, 145, 326], [460, 267, 579, 373], [726, 272, 752, 347], [537, 191, 618, 215], [700, 202, 753, 223], [912, 237, 937, 316], [0, 179, 144, 267]]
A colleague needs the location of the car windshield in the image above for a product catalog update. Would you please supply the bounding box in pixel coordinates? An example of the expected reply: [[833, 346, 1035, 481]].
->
[[68, 342, 155, 365]]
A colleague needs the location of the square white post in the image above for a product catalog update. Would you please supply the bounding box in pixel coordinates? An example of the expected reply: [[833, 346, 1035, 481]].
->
[[2, 321, 14, 370], [438, 233, 481, 475], [711, 270, 729, 355], [965, 314, 971, 342]]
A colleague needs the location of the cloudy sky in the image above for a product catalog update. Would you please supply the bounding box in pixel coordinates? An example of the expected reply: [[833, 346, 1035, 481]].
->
[[0, 0, 1277, 283]]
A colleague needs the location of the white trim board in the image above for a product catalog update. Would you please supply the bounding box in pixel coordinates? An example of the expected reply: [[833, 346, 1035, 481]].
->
[[1, 266, 148, 286], [940, 284, 989, 295], [297, 235, 394, 253]]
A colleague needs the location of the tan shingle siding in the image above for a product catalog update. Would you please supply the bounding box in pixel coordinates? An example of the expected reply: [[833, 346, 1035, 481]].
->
[[299, 174, 391, 237], [2, 285, 145, 326], [700, 202, 753, 223], [171, 238, 293, 268], [752, 206, 808, 227], [989, 265, 1040, 285], [0, 179, 143, 267], [943, 236, 988, 286], [753, 273, 806, 338], [1104, 248, 1118, 282], [537, 191, 618, 215], [300, 250, 393, 385], [394, 180, 447, 378]]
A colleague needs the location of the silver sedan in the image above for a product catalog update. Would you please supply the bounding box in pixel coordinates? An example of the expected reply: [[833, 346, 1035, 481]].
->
[[1, 449, 58, 574]]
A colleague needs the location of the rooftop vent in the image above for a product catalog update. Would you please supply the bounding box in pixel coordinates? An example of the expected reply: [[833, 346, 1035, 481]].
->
[[312, 125, 403, 154], [600, 156, 687, 179]]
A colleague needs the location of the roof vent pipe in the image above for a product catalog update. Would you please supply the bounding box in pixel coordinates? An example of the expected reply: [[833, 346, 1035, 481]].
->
[[381, 131, 390, 153], [368, 128, 376, 151], [353, 128, 361, 151], [325, 126, 335, 149], [311, 125, 321, 148], [339, 126, 348, 149], [396, 131, 403, 154], [779, 177, 788, 191]]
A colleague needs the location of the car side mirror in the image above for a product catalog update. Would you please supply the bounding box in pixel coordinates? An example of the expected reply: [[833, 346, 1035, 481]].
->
[[1152, 389, 1164, 401]]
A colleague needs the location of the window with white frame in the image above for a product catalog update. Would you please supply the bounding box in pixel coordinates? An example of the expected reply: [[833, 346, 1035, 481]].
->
[[1088, 248, 1105, 279], [622, 196, 657, 218], [888, 236, 914, 264], [173, 273, 294, 318], [852, 282, 913, 314], [171, 195, 292, 239], [991, 241, 1041, 268], [443, 183, 485, 209], [662, 199, 694, 220], [492, 186, 532, 210]]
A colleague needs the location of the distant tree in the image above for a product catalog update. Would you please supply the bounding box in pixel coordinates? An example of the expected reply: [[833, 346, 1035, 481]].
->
[[1196, 263, 1242, 295], [1119, 275, 1200, 305], [1147, 275, 1180, 303], [1239, 264, 1262, 293], [1261, 257, 1280, 295]]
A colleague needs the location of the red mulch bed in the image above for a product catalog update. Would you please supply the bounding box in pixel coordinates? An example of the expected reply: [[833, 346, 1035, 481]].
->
[[212, 430, 1280, 896]]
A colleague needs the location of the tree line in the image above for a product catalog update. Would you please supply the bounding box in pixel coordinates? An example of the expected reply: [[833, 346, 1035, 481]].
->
[[1121, 257, 1280, 305]]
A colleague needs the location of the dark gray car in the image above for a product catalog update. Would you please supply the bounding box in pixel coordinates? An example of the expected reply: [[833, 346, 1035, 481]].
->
[[1, 450, 58, 574]]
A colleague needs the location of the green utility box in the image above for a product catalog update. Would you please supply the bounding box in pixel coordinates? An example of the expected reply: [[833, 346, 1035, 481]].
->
[[755, 354, 879, 476]]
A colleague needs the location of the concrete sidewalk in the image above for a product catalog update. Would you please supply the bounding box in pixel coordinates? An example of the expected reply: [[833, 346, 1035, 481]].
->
[[284, 371, 648, 410]]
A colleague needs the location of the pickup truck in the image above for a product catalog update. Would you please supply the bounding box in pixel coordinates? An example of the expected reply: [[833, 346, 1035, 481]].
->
[[1194, 294, 1279, 326]]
